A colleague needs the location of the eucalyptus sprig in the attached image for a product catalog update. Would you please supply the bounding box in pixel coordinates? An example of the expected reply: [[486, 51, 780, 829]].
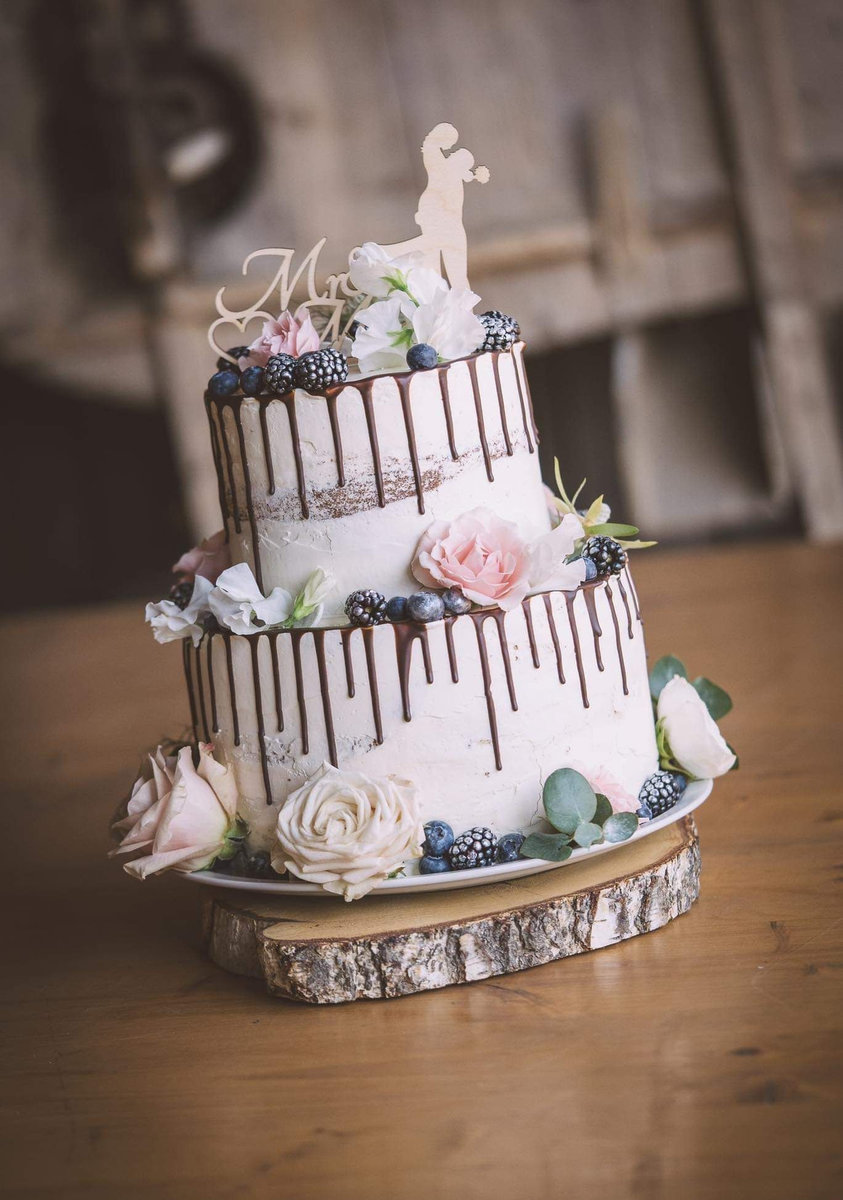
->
[[552, 459, 657, 552], [520, 768, 639, 862]]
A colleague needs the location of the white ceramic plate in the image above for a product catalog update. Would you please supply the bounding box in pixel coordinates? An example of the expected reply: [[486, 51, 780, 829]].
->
[[183, 780, 712, 898]]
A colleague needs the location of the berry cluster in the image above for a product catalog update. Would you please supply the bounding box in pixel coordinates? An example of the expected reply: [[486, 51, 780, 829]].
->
[[418, 821, 526, 875], [348, 587, 472, 628], [636, 771, 687, 820], [582, 536, 627, 578], [207, 346, 348, 399], [478, 310, 520, 353], [344, 590, 388, 627]]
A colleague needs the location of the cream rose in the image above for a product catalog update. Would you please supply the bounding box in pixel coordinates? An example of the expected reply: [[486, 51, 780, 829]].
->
[[110, 743, 242, 878], [272, 763, 423, 900], [657, 676, 736, 779]]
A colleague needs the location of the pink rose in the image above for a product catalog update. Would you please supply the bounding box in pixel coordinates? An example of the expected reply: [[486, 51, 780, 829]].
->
[[172, 529, 231, 583], [244, 306, 321, 367], [569, 764, 639, 814], [110, 743, 241, 879], [412, 507, 532, 611]]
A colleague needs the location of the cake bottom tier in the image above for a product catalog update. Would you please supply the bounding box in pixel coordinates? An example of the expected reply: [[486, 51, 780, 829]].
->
[[182, 572, 658, 850]]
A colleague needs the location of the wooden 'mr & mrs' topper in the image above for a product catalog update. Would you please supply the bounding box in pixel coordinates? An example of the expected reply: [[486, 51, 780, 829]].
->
[[209, 123, 489, 362]]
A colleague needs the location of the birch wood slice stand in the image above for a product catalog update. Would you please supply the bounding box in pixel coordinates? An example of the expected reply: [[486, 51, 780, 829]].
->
[[203, 816, 701, 1004]]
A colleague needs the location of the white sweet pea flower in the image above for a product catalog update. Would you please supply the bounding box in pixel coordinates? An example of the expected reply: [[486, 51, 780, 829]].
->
[[348, 242, 435, 302], [657, 676, 736, 779], [352, 296, 413, 375], [528, 513, 587, 592], [145, 576, 213, 646], [411, 287, 485, 361], [286, 567, 335, 628], [209, 563, 293, 636]]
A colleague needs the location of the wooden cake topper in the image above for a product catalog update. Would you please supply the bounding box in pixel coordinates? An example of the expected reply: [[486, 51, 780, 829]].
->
[[208, 123, 489, 362]]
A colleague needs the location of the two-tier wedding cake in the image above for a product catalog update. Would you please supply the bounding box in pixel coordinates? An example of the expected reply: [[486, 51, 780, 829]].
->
[[112, 124, 737, 900]]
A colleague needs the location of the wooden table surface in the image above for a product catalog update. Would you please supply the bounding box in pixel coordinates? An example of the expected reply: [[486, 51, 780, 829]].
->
[[1, 541, 841, 1200]]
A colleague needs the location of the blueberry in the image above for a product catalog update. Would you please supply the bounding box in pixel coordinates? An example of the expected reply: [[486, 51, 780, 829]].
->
[[407, 590, 445, 623], [217, 346, 249, 370], [442, 587, 471, 616], [407, 342, 438, 371], [423, 819, 455, 857], [583, 556, 598, 582], [672, 772, 688, 794], [209, 369, 240, 396], [496, 832, 526, 863], [419, 854, 451, 875], [386, 596, 408, 623], [241, 365, 266, 396]]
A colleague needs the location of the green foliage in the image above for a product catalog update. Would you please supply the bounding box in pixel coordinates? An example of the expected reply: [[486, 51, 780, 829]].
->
[[588, 522, 640, 539], [649, 655, 687, 702], [594, 793, 613, 825], [603, 812, 639, 843], [691, 676, 733, 721], [573, 821, 603, 848], [543, 768, 597, 834], [520, 833, 573, 862]]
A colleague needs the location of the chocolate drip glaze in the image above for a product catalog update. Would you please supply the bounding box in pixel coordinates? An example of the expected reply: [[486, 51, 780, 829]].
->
[[282, 394, 309, 518], [565, 593, 590, 708], [312, 630, 338, 767], [543, 594, 565, 683], [183, 640, 199, 744], [514, 348, 539, 446], [219, 407, 241, 533], [325, 392, 346, 487], [392, 623, 432, 721], [616, 575, 635, 639], [223, 637, 240, 745], [624, 567, 642, 623], [362, 628, 383, 744], [439, 369, 459, 461], [194, 639, 211, 742], [290, 631, 308, 754], [510, 351, 535, 454], [444, 618, 459, 683], [258, 403, 275, 496], [522, 597, 540, 668], [207, 633, 220, 733], [490, 354, 514, 456], [340, 628, 356, 698], [605, 583, 629, 696], [582, 587, 604, 671], [267, 632, 284, 731], [469, 613, 502, 770], [249, 637, 273, 803], [232, 402, 264, 591], [485, 609, 518, 711], [396, 375, 425, 514], [466, 357, 494, 481], [206, 402, 231, 529], [359, 380, 386, 507]]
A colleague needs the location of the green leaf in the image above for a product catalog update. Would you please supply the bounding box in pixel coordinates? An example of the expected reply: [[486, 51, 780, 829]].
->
[[543, 768, 597, 834], [594, 793, 613, 825], [649, 655, 687, 702], [584, 494, 605, 524], [603, 812, 639, 843], [520, 833, 573, 862], [573, 821, 603, 848], [616, 539, 658, 550], [588, 522, 640, 538], [692, 676, 733, 721]]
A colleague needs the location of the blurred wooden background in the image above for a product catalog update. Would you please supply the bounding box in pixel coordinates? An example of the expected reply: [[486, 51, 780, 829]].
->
[[2, 0, 842, 609]]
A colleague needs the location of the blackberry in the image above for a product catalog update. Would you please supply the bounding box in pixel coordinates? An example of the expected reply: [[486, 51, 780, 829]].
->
[[168, 580, 194, 610], [637, 771, 685, 820], [582, 536, 627, 578], [478, 310, 520, 353], [407, 342, 438, 371], [448, 826, 497, 870], [216, 346, 250, 371], [344, 589, 388, 627], [265, 353, 296, 395], [294, 348, 348, 394]]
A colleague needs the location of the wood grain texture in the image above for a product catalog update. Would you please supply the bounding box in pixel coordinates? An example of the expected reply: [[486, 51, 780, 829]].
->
[[0, 542, 841, 1199], [204, 818, 700, 1003]]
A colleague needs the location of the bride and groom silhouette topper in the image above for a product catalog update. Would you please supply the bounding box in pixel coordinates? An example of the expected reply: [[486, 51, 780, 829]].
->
[[210, 123, 489, 357]]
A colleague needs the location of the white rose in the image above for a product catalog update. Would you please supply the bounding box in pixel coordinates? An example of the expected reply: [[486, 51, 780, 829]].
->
[[272, 763, 423, 900], [528, 512, 587, 591], [411, 287, 485, 361], [110, 743, 241, 878], [209, 562, 293, 635], [145, 575, 213, 646], [657, 676, 736, 779]]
